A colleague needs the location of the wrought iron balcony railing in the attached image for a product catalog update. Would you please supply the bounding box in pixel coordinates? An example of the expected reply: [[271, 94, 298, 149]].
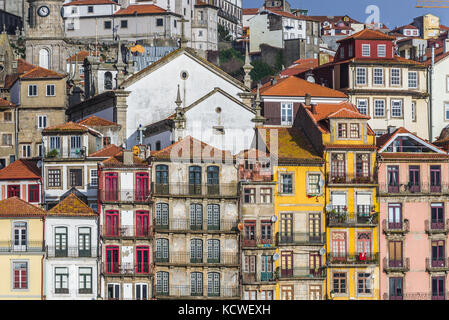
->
[[0, 241, 45, 253], [47, 246, 97, 258], [327, 252, 379, 265], [276, 232, 325, 245], [155, 285, 240, 298], [383, 257, 410, 273], [154, 218, 238, 232], [276, 266, 326, 279], [425, 219, 449, 235], [153, 252, 239, 266], [327, 208, 378, 226], [242, 236, 275, 248], [426, 257, 449, 272], [152, 183, 238, 197], [379, 182, 449, 195], [383, 292, 449, 300], [45, 146, 87, 160], [101, 225, 154, 238], [99, 189, 151, 203], [102, 262, 153, 275], [241, 272, 276, 284], [382, 219, 410, 235], [326, 173, 377, 185]]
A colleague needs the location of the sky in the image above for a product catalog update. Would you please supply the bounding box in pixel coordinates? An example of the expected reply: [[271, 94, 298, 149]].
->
[[243, 0, 449, 29]]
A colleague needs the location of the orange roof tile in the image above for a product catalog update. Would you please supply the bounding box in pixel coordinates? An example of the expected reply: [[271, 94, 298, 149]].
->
[[90, 144, 123, 157], [243, 8, 259, 15], [0, 159, 41, 180], [18, 59, 36, 74], [258, 76, 347, 98], [102, 151, 148, 167], [0, 98, 15, 108], [0, 197, 45, 216], [78, 115, 120, 127], [326, 108, 370, 119], [18, 59, 65, 80], [47, 193, 97, 216], [64, 0, 118, 5], [152, 136, 232, 161], [337, 28, 396, 42], [114, 4, 167, 15], [67, 50, 100, 62], [44, 121, 90, 133], [258, 127, 322, 163], [280, 59, 318, 77]]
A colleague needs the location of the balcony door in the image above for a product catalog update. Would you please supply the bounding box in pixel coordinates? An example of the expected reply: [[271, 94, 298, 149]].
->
[[408, 165, 420, 192], [432, 276, 445, 300], [207, 166, 219, 195], [156, 238, 169, 262], [357, 232, 371, 260], [105, 173, 118, 201], [136, 211, 149, 237], [389, 277, 403, 300], [191, 272, 203, 296], [156, 203, 169, 228], [432, 240, 445, 267], [106, 246, 119, 273], [331, 232, 346, 260], [13, 222, 27, 251], [55, 227, 68, 257], [207, 204, 220, 230], [78, 227, 91, 257], [388, 204, 402, 229], [430, 166, 441, 192], [280, 213, 293, 243], [135, 173, 149, 201], [388, 241, 403, 267], [431, 203, 444, 230], [309, 213, 321, 242], [190, 204, 203, 230], [190, 239, 203, 263], [281, 251, 293, 277], [207, 272, 220, 297], [310, 253, 321, 276], [387, 166, 399, 193], [261, 255, 273, 281], [189, 166, 202, 195], [136, 246, 149, 273], [105, 210, 119, 236], [155, 165, 169, 194]]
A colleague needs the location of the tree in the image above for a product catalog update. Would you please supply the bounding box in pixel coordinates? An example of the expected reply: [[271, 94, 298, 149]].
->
[[249, 60, 275, 83], [218, 24, 232, 42]]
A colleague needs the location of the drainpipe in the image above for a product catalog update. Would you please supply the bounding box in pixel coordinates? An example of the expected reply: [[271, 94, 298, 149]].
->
[[97, 162, 103, 300], [14, 106, 18, 161], [429, 47, 434, 142], [41, 214, 46, 300]]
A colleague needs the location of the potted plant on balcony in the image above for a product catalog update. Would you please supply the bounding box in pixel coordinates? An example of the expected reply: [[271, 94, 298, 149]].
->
[[46, 148, 59, 158], [326, 208, 348, 223]]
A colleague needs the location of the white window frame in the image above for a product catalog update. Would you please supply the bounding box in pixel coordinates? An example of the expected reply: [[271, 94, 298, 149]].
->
[[391, 100, 403, 118], [90, 169, 98, 187], [21, 144, 31, 158], [374, 99, 385, 117], [408, 71, 418, 89], [377, 44, 386, 57], [46, 84, 55, 96], [411, 101, 416, 122], [356, 68, 367, 85], [37, 115, 47, 129], [281, 102, 293, 125], [28, 85, 37, 97], [373, 68, 384, 85], [361, 44, 370, 57], [390, 68, 401, 86], [444, 102, 449, 121], [356, 99, 368, 115], [135, 283, 148, 300]]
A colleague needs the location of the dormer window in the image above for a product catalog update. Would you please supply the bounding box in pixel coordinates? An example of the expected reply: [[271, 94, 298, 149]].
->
[[350, 124, 360, 138], [348, 45, 353, 57], [337, 123, 347, 138], [377, 44, 386, 57], [361, 44, 370, 57]]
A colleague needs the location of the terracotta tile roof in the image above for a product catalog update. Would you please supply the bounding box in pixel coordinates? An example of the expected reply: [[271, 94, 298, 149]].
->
[[47, 193, 97, 217], [423, 46, 449, 66], [265, 9, 306, 21], [67, 50, 100, 62], [90, 144, 123, 157], [440, 24, 449, 31], [0, 197, 45, 216], [308, 15, 362, 24], [391, 24, 418, 32], [280, 59, 318, 77], [243, 8, 259, 15], [258, 127, 323, 163], [78, 115, 120, 127], [325, 144, 377, 150], [235, 148, 271, 160], [43, 121, 89, 133], [326, 108, 370, 119], [63, 0, 118, 5], [152, 136, 232, 161], [0, 98, 15, 108], [0, 159, 41, 180], [379, 153, 449, 159], [258, 76, 347, 98], [102, 151, 148, 167], [337, 28, 396, 42], [114, 4, 167, 15], [18, 59, 65, 80]]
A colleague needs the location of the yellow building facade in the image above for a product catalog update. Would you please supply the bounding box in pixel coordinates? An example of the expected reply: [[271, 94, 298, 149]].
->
[[259, 127, 326, 300], [0, 197, 45, 300]]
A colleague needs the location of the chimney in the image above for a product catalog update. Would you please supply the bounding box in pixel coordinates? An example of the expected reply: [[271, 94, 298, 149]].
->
[[310, 103, 318, 114], [305, 93, 311, 106], [123, 150, 133, 165], [387, 125, 396, 134]]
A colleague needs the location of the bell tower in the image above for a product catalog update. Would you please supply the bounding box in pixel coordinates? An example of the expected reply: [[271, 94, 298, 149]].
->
[[25, 0, 66, 73]]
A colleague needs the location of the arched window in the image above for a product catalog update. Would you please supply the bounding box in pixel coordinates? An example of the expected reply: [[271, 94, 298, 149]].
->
[[191, 272, 203, 296], [190, 203, 202, 230], [156, 271, 169, 295], [189, 166, 202, 195], [39, 48, 50, 69], [207, 166, 219, 195], [156, 203, 169, 228], [155, 238, 169, 262], [207, 272, 220, 297], [207, 204, 220, 230], [55, 226, 67, 257], [104, 71, 113, 90], [190, 238, 203, 263], [207, 239, 220, 263]]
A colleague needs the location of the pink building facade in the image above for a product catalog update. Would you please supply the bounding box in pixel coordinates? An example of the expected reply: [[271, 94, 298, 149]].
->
[[378, 128, 449, 300]]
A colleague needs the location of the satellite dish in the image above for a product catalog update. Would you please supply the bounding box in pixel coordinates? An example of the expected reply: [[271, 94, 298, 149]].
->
[[271, 215, 277, 223], [273, 253, 279, 261], [36, 160, 42, 168], [319, 247, 326, 256]]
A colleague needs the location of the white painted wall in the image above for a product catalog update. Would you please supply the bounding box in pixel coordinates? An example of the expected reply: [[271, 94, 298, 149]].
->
[[430, 55, 449, 141]]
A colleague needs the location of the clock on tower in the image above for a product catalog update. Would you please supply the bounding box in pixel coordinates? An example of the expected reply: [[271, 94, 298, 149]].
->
[[24, 0, 67, 73]]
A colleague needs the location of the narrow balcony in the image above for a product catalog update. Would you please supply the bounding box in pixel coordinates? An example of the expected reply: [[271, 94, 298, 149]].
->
[[383, 292, 449, 300], [242, 236, 275, 249], [238, 168, 273, 182], [326, 173, 377, 186], [0, 241, 45, 253], [154, 285, 240, 299], [45, 146, 87, 160], [102, 262, 153, 276], [153, 252, 239, 266], [379, 182, 449, 196], [382, 219, 410, 236], [326, 252, 379, 266], [154, 218, 238, 233], [99, 189, 151, 203], [327, 207, 378, 227], [241, 272, 276, 284], [152, 183, 238, 198], [425, 219, 449, 235], [276, 266, 326, 279], [426, 257, 449, 272], [383, 257, 410, 273], [102, 225, 154, 239], [47, 246, 97, 258], [276, 232, 325, 246]]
